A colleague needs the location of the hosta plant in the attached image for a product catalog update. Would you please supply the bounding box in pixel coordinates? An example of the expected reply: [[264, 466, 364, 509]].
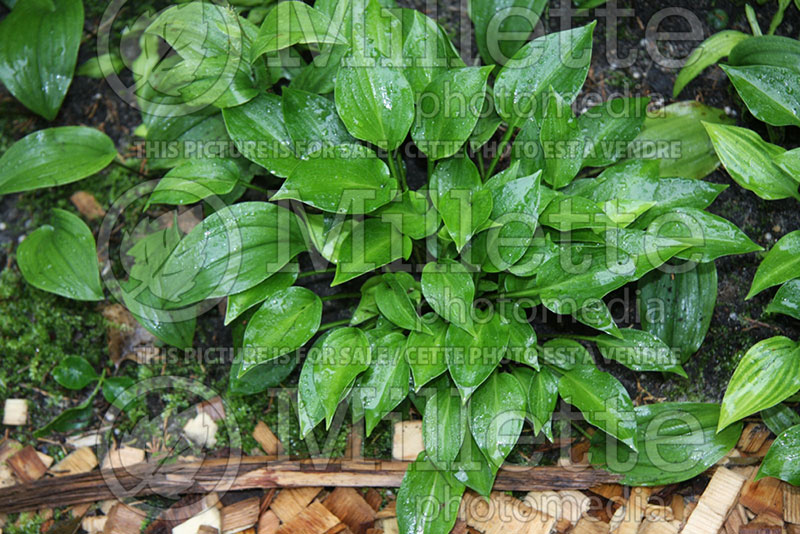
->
[[0, 0, 767, 531]]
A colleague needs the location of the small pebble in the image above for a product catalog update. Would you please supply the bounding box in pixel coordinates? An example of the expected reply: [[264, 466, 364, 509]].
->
[[0, 222, 6, 231], [729, 312, 738, 321], [765, 232, 773, 241], [773, 225, 781, 233]]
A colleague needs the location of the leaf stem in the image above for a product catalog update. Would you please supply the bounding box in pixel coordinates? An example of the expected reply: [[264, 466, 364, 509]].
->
[[321, 292, 361, 302], [476, 150, 486, 181], [111, 158, 147, 177], [486, 125, 514, 178], [239, 180, 271, 195], [298, 267, 336, 279], [768, 0, 790, 35], [427, 157, 434, 178], [387, 151, 406, 192], [395, 151, 408, 187], [318, 318, 352, 331], [570, 420, 593, 441], [745, 4, 762, 36]]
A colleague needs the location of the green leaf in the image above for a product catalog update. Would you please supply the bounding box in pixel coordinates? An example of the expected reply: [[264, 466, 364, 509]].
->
[[766, 279, 800, 321], [311, 327, 372, 426], [445, 312, 509, 403], [774, 148, 800, 178], [334, 58, 414, 150], [17, 209, 104, 301], [421, 261, 476, 335], [242, 287, 322, 374], [646, 208, 762, 263], [332, 217, 413, 285], [273, 144, 398, 214], [230, 355, 297, 396], [589, 329, 686, 375], [375, 272, 429, 333], [430, 157, 492, 252], [145, 109, 229, 171], [632, 101, 734, 179], [356, 331, 409, 435], [589, 403, 742, 486], [704, 122, 800, 201], [35, 381, 101, 438], [579, 97, 649, 168], [298, 334, 326, 436], [639, 262, 717, 362], [761, 403, 800, 436], [512, 119, 545, 176], [0, 0, 83, 120], [102, 377, 135, 404], [411, 66, 492, 160], [469, 371, 527, 469], [350, 276, 384, 326], [397, 453, 465, 534], [53, 356, 99, 390], [423, 377, 467, 469], [748, 230, 800, 298], [758, 424, 800, 484], [721, 64, 800, 127], [448, 431, 497, 496], [494, 22, 595, 126], [120, 281, 197, 350], [719, 336, 800, 431], [0, 127, 116, 195], [527, 367, 559, 440], [469, 0, 547, 66], [154, 202, 307, 306], [541, 91, 584, 189], [400, 8, 464, 98], [559, 366, 637, 450], [406, 313, 449, 391], [252, 1, 346, 58], [503, 307, 538, 369], [282, 87, 355, 157], [222, 93, 300, 178], [373, 189, 441, 240], [729, 34, 800, 73], [148, 159, 241, 206], [673, 30, 750, 97], [225, 264, 299, 325]]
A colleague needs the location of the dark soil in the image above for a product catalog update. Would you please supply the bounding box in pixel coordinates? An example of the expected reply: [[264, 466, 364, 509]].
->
[[1, 0, 799, 445]]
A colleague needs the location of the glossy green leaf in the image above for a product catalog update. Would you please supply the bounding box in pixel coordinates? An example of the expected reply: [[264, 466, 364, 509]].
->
[[646, 208, 761, 263], [774, 148, 800, 179], [274, 144, 398, 214], [102, 377, 136, 404], [757, 424, 800, 484], [494, 22, 595, 126], [469, 0, 547, 66], [154, 202, 307, 306], [761, 403, 800, 436], [311, 327, 372, 426], [748, 230, 800, 298], [0, 0, 83, 120], [511, 119, 545, 176], [579, 97, 649, 168], [53, 356, 99, 390], [17, 209, 104, 301], [421, 261, 475, 335], [373, 189, 440, 240], [673, 30, 750, 97], [445, 312, 509, 402], [719, 336, 800, 431], [350, 276, 384, 325], [222, 93, 300, 178], [375, 272, 429, 333], [559, 366, 637, 450], [252, 1, 346, 58], [149, 159, 240, 206], [144, 108, 229, 171], [589, 403, 742, 486], [722, 64, 800, 127], [335, 58, 414, 150], [448, 431, 497, 496], [356, 331, 409, 435], [729, 34, 800, 73], [282, 87, 355, 157], [241, 287, 322, 374], [503, 310, 538, 369], [639, 262, 717, 362], [397, 452, 465, 534], [429, 157, 492, 252], [541, 91, 584, 189], [766, 279, 800, 321], [411, 66, 492, 160], [469, 371, 526, 468], [704, 122, 800, 201], [400, 8, 464, 97], [34, 382, 101, 438], [540, 338, 592, 370], [589, 329, 686, 375], [527, 367, 559, 440], [406, 313, 449, 391], [332, 217, 413, 285], [225, 264, 299, 325], [632, 101, 733, 179], [0, 127, 116, 195], [302, 212, 352, 265], [297, 332, 328, 436], [423, 378, 467, 469]]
